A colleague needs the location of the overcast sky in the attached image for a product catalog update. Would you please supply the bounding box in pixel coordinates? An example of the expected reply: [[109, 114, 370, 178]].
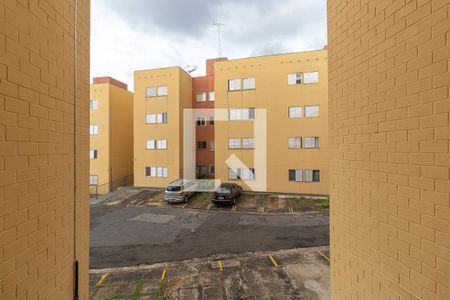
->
[[91, 0, 327, 91]]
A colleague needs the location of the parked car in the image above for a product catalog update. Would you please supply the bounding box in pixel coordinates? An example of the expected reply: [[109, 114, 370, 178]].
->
[[164, 179, 196, 203], [211, 183, 242, 205]]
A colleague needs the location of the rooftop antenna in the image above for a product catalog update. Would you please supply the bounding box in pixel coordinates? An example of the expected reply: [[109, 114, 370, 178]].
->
[[213, 22, 224, 58], [186, 65, 198, 74]]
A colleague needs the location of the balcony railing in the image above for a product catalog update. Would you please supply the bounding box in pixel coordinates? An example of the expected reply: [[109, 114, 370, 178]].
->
[[89, 175, 133, 199]]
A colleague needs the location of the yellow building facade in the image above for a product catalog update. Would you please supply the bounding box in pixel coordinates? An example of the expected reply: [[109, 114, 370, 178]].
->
[[90, 77, 134, 194], [329, 0, 450, 299], [0, 0, 90, 299], [214, 50, 329, 194], [133, 67, 192, 187]]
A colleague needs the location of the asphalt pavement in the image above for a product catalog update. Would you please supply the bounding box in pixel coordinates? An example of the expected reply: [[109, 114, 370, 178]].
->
[[90, 205, 329, 269]]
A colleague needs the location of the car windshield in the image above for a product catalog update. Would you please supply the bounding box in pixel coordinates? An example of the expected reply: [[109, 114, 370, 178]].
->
[[166, 186, 181, 192], [217, 187, 231, 193]]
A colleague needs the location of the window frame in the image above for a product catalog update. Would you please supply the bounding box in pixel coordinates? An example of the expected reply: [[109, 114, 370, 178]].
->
[[90, 99, 98, 110], [304, 105, 320, 117], [196, 92, 207, 102], [288, 73, 302, 85], [288, 137, 302, 149], [89, 149, 98, 159], [157, 86, 168, 96], [196, 116, 207, 126], [242, 77, 256, 90], [209, 91, 215, 101], [288, 106, 302, 118], [303, 72, 319, 84], [89, 175, 98, 186], [90, 125, 99, 135]]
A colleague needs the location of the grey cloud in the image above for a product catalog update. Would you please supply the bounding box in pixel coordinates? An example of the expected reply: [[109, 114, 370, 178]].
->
[[250, 41, 287, 57], [96, 0, 278, 38]]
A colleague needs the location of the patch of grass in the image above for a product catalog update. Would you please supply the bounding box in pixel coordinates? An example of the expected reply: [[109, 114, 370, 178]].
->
[[151, 282, 166, 300], [256, 195, 266, 206], [290, 197, 329, 211], [189, 192, 212, 207], [130, 279, 144, 300]]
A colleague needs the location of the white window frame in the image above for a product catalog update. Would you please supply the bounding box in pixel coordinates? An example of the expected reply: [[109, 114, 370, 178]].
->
[[89, 150, 97, 159], [305, 105, 320, 117], [288, 137, 302, 149], [208, 116, 215, 126], [146, 113, 167, 124], [146, 140, 155, 150], [288, 73, 302, 85], [210, 140, 215, 151], [90, 175, 98, 185], [146, 87, 156, 97], [288, 106, 302, 118], [146, 166, 168, 178], [303, 72, 319, 84], [90, 125, 98, 135], [303, 137, 320, 149], [196, 92, 206, 102], [157, 86, 168, 96], [228, 168, 240, 180], [241, 168, 255, 181], [196, 116, 207, 126], [209, 164, 215, 175], [228, 79, 242, 91], [209, 91, 215, 101], [242, 77, 256, 90], [90, 99, 98, 110], [242, 138, 254, 149], [156, 139, 167, 149], [228, 138, 241, 149]]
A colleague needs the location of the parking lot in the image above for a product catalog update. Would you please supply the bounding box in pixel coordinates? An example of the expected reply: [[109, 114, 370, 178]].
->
[[94, 187, 329, 214], [90, 247, 330, 300], [90, 187, 330, 299]]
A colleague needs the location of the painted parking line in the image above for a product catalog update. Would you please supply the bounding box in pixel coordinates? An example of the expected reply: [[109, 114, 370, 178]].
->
[[288, 207, 294, 213], [231, 205, 237, 212], [95, 273, 109, 287], [207, 203, 212, 210], [181, 203, 188, 208], [161, 268, 167, 282], [269, 255, 279, 267], [316, 250, 330, 262], [136, 200, 145, 206], [258, 207, 265, 213], [218, 260, 223, 272]]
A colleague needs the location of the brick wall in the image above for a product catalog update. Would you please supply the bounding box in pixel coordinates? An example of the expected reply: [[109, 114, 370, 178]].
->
[[328, 0, 450, 299], [0, 0, 90, 299]]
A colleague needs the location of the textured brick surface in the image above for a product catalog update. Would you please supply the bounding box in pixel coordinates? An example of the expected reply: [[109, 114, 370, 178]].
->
[[329, 0, 450, 299], [0, 0, 90, 299]]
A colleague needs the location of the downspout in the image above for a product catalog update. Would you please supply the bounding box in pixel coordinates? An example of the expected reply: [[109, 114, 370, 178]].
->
[[73, 0, 79, 299]]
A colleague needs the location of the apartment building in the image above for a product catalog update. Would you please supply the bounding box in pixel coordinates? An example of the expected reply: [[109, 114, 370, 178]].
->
[[0, 1, 90, 299], [90, 77, 134, 194], [214, 50, 329, 194], [329, 1, 450, 299], [192, 58, 227, 179], [134, 67, 192, 187]]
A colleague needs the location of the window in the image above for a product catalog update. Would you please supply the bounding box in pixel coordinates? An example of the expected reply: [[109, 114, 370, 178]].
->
[[228, 168, 240, 180], [208, 116, 215, 126], [196, 165, 207, 176], [303, 137, 320, 149], [146, 87, 156, 97], [90, 99, 98, 110], [305, 105, 320, 117], [210, 140, 215, 151], [288, 106, 302, 118], [288, 137, 302, 149], [289, 170, 320, 182], [242, 138, 254, 149], [242, 77, 256, 89], [197, 141, 207, 149], [229, 108, 255, 120], [157, 86, 168, 96], [146, 140, 155, 150], [241, 168, 255, 180], [228, 138, 241, 149], [90, 175, 98, 185], [147, 139, 167, 150], [228, 168, 254, 180], [90, 125, 98, 135], [288, 73, 302, 85], [146, 113, 167, 124], [228, 79, 242, 91], [209, 92, 215, 101], [196, 92, 206, 102], [145, 166, 168, 177], [156, 140, 167, 149], [303, 72, 319, 84], [209, 165, 215, 175], [288, 170, 303, 182], [229, 109, 241, 120], [89, 150, 97, 159], [196, 117, 206, 126]]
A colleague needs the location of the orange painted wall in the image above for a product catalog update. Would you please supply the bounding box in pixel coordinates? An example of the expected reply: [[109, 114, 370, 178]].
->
[[192, 58, 227, 178]]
